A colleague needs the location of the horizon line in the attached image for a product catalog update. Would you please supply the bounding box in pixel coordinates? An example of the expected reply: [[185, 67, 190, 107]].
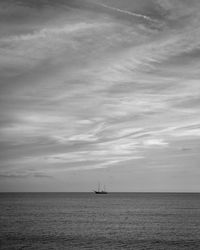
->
[[0, 191, 200, 193]]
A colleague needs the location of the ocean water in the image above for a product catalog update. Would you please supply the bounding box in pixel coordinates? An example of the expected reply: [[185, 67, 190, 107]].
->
[[0, 193, 200, 249]]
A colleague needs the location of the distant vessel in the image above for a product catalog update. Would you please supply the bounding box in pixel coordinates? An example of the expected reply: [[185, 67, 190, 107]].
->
[[94, 183, 108, 194]]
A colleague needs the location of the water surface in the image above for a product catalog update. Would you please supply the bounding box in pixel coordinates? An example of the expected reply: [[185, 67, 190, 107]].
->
[[1, 193, 200, 249]]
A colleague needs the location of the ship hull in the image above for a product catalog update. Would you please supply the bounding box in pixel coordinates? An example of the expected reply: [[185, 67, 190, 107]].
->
[[94, 191, 108, 194]]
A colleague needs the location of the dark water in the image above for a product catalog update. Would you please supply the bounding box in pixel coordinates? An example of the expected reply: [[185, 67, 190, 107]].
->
[[0, 193, 200, 249]]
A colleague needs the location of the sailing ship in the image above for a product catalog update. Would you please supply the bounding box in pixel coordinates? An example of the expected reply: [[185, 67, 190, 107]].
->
[[94, 183, 108, 194]]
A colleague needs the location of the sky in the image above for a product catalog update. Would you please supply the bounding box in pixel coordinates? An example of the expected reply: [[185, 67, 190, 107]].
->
[[0, 0, 200, 192]]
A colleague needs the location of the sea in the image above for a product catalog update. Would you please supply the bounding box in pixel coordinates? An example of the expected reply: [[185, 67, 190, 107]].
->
[[0, 193, 200, 249]]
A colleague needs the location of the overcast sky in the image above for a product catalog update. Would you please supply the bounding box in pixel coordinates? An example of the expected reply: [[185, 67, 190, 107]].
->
[[0, 0, 200, 192]]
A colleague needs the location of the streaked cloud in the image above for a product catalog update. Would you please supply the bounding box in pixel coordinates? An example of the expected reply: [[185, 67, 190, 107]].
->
[[0, 0, 200, 191]]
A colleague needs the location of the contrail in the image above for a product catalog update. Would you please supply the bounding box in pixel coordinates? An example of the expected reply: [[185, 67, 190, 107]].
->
[[97, 2, 158, 23]]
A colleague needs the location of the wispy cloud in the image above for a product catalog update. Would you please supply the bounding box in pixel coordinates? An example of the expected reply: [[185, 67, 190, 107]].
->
[[0, 172, 52, 179], [94, 2, 158, 23], [0, 0, 200, 190]]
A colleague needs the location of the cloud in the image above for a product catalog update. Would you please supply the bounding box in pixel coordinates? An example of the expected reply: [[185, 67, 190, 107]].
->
[[0, 172, 52, 179], [94, 2, 158, 23], [0, 0, 200, 188]]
